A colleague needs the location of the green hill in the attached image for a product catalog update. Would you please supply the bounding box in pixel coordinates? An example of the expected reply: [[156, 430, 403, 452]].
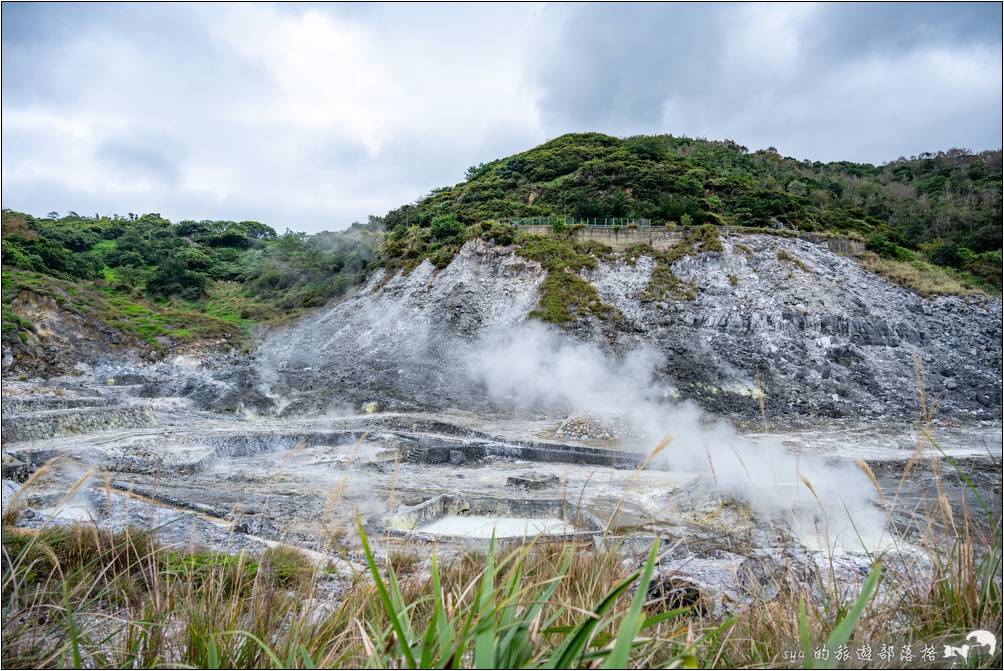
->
[[380, 132, 1001, 288]]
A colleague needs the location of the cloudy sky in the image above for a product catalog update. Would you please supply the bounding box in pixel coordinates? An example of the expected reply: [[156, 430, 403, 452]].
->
[[2, 2, 1001, 232]]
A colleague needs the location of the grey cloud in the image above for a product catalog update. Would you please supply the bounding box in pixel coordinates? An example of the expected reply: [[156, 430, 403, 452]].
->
[[534, 4, 731, 133], [1, 3, 1001, 232], [530, 3, 1001, 161], [804, 2, 1002, 57], [97, 134, 185, 186]]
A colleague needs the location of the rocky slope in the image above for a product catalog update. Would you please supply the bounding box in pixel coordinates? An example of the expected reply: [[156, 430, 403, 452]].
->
[[2, 289, 147, 377], [257, 233, 1002, 424], [257, 239, 546, 415]]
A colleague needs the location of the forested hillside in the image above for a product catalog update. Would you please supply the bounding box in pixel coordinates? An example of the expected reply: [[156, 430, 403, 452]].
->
[[2, 210, 379, 357], [382, 133, 1001, 288]]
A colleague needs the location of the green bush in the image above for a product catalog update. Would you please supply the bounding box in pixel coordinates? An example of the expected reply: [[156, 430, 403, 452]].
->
[[430, 215, 464, 241], [866, 233, 915, 262], [373, 133, 1001, 289]]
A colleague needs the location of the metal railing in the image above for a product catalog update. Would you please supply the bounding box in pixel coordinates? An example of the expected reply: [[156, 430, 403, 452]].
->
[[508, 216, 652, 229]]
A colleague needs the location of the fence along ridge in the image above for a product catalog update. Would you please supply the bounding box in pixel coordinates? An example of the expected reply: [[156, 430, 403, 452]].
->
[[506, 218, 799, 236], [507, 216, 653, 228]]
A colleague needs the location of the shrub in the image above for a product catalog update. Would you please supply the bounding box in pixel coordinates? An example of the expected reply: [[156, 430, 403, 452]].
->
[[430, 215, 464, 241], [866, 233, 914, 262], [146, 255, 208, 299]]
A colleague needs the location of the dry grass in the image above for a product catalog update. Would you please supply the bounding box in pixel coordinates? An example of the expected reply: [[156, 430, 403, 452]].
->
[[3, 462, 999, 669], [776, 249, 813, 273], [860, 252, 983, 297]]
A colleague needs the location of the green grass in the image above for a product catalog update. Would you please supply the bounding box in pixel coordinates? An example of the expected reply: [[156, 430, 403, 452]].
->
[[2, 416, 1000, 670], [513, 232, 619, 324], [528, 269, 616, 324], [5, 509, 995, 669], [636, 225, 722, 302], [512, 224, 730, 319]]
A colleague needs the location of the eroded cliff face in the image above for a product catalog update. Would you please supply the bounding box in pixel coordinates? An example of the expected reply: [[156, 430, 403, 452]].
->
[[590, 234, 1001, 421], [257, 234, 1002, 424], [2, 290, 142, 378]]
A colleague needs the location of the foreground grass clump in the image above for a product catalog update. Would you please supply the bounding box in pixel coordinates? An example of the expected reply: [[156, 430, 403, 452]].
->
[[5, 509, 997, 668], [3, 426, 1001, 671], [1, 520, 677, 668]]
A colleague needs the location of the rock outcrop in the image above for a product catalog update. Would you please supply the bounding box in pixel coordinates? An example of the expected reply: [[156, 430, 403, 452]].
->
[[257, 234, 1002, 424], [590, 234, 1002, 421]]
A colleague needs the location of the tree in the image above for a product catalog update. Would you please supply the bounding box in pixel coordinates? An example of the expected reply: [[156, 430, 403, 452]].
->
[[430, 215, 464, 241]]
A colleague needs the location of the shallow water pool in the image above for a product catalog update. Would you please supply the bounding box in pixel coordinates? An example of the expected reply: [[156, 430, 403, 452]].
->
[[418, 515, 575, 538]]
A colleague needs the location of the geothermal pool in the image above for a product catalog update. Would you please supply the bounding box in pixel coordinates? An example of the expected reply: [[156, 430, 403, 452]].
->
[[418, 515, 576, 538]]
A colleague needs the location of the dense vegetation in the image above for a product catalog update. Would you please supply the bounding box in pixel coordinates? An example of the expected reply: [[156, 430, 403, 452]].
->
[[382, 133, 1002, 289], [1, 210, 379, 352]]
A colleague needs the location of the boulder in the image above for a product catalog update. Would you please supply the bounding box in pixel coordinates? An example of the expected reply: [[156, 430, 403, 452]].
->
[[506, 471, 560, 490]]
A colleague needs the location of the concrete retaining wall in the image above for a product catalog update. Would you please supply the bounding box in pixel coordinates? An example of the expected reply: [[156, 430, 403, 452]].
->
[[519, 224, 686, 252]]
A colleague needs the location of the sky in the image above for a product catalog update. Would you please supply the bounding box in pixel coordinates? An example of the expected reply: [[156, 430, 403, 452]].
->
[[2, 2, 1001, 233]]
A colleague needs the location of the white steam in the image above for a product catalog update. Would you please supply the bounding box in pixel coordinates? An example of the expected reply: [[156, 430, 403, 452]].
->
[[465, 321, 888, 552]]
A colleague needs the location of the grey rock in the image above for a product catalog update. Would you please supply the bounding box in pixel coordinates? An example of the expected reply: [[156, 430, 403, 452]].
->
[[1, 405, 158, 442], [1, 479, 20, 511], [506, 472, 560, 490], [243, 236, 999, 424], [2, 453, 31, 482]]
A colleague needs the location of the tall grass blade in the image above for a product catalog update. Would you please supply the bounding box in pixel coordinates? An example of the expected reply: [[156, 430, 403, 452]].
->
[[356, 517, 417, 668], [798, 597, 812, 670], [815, 563, 882, 669], [226, 630, 284, 668], [473, 533, 497, 668], [544, 542, 654, 668], [601, 539, 659, 668], [431, 553, 454, 657]]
